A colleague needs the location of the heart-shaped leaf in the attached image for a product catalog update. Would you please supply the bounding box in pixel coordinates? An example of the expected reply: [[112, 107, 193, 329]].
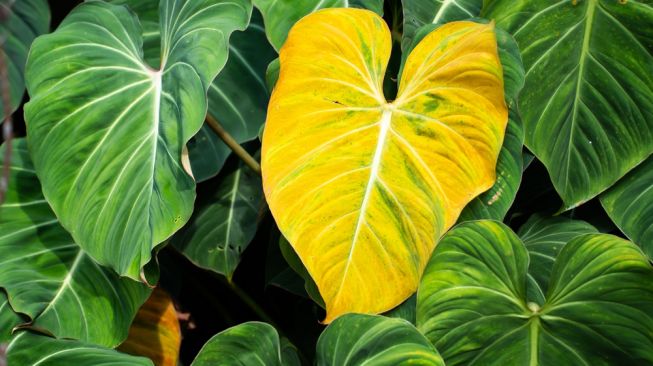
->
[[317, 313, 443, 365], [7, 331, 154, 366], [106, 0, 274, 182], [0, 140, 151, 347], [173, 149, 263, 279], [601, 156, 653, 259], [24, 0, 251, 279], [262, 9, 507, 321], [0, 0, 50, 116], [118, 288, 181, 366], [191, 322, 300, 366], [483, 0, 653, 209], [401, 0, 482, 51], [417, 220, 653, 365], [253, 0, 383, 51]]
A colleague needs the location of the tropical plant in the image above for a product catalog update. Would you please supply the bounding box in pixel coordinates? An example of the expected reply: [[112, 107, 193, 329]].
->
[[1, 0, 652, 365]]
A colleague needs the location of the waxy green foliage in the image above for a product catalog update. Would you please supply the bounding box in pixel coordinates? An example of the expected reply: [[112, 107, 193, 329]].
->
[[24, 0, 252, 279], [417, 220, 653, 365], [0, 0, 50, 117], [0, 140, 151, 347], [484, 0, 653, 210]]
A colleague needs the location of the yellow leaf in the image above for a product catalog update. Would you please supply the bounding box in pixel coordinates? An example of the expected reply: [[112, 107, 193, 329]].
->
[[262, 8, 507, 322], [118, 288, 181, 366]]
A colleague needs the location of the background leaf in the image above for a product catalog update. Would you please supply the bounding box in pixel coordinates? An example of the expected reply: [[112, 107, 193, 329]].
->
[[253, 0, 384, 51], [601, 155, 653, 259], [401, 0, 482, 51], [483, 0, 653, 209], [191, 322, 300, 366], [0, 140, 151, 347], [7, 331, 154, 366], [0, 0, 50, 116], [173, 149, 263, 279], [188, 10, 277, 181], [24, 0, 252, 278], [316, 313, 444, 365], [118, 288, 181, 366], [417, 220, 653, 365]]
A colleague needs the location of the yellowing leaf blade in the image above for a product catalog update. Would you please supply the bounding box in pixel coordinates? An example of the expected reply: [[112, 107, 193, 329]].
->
[[262, 9, 507, 322]]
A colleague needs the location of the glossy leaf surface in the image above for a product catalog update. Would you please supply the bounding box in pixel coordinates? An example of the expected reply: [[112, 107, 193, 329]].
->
[[253, 0, 383, 50], [191, 322, 300, 366], [7, 332, 154, 366], [24, 0, 251, 278], [0, 291, 22, 343], [0, 140, 151, 347], [118, 288, 181, 366], [601, 156, 653, 259], [417, 220, 653, 365], [518, 214, 598, 303], [484, 0, 653, 209], [0, 0, 50, 117], [317, 314, 443, 365], [173, 150, 263, 278], [189, 10, 277, 181], [262, 9, 507, 321]]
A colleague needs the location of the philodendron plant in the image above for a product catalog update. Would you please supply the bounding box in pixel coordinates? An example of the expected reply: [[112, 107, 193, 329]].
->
[[1, 0, 652, 365]]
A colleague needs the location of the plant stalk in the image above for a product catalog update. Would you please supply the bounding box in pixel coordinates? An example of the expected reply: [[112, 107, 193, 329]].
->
[[217, 275, 278, 328], [206, 114, 261, 176]]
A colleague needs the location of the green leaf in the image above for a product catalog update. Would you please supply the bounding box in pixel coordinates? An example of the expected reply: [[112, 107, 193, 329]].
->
[[401, 0, 482, 51], [278, 236, 324, 308], [483, 0, 653, 210], [253, 0, 383, 51], [24, 0, 251, 279], [0, 0, 50, 116], [191, 322, 300, 366], [172, 149, 263, 279], [104, 0, 160, 66], [189, 10, 277, 181], [519, 214, 598, 300], [0, 291, 22, 343], [0, 140, 151, 347], [417, 220, 653, 365], [601, 156, 653, 259], [383, 295, 416, 325], [265, 58, 280, 91], [104, 1, 274, 182], [6, 331, 154, 366], [316, 313, 444, 365]]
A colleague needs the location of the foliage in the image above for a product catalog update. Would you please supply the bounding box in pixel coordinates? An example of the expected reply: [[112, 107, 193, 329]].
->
[[0, 0, 652, 365]]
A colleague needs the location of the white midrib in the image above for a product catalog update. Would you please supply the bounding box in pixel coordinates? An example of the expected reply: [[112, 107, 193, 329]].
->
[[146, 69, 163, 253], [39, 251, 85, 315], [563, 0, 597, 194], [529, 317, 540, 366], [335, 105, 393, 298], [433, 0, 455, 24]]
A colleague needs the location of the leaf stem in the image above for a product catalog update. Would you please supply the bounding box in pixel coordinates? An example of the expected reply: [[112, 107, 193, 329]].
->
[[206, 114, 262, 176], [218, 276, 278, 328]]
